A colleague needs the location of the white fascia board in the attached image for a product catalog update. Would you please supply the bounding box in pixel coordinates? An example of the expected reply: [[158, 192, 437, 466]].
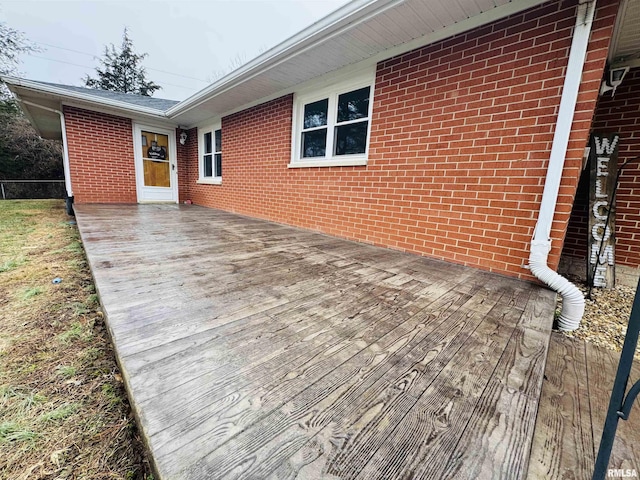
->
[[1, 76, 169, 118], [165, 0, 403, 118], [59, 100, 178, 129]]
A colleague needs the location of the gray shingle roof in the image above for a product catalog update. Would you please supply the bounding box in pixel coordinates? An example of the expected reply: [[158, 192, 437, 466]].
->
[[38, 81, 180, 112]]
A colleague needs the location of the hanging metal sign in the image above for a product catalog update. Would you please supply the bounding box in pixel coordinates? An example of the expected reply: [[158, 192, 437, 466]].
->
[[588, 133, 620, 288]]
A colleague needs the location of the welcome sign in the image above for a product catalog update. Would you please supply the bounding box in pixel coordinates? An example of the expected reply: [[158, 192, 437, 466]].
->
[[588, 133, 620, 288]]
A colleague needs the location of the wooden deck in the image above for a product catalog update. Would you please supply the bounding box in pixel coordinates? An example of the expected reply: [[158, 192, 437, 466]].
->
[[528, 332, 640, 479], [74, 204, 556, 480]]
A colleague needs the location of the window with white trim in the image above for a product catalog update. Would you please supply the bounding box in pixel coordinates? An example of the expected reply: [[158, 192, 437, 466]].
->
[[199, 124, 222, 182], [291, 75, 374, 167]]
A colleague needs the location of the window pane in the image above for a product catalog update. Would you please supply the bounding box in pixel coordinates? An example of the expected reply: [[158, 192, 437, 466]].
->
[[214, 129, 222, 153], [303, 99, 328, 129], [302, 129, 327, 158], [204, 154, 213, 177], [337, 87, 370, 123], [335, 121, 368, 155], [204, 132, 212, 154], [143, 131, 169, 160], [215, 153, 222, 177]]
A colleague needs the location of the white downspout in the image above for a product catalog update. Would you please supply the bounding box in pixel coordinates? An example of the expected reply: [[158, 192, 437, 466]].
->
[[16, 98, 73, 199], [529, 0, 597, 331]]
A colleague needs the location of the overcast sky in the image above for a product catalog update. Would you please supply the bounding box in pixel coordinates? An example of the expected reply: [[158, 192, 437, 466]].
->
[[0, 0, 350, 100]]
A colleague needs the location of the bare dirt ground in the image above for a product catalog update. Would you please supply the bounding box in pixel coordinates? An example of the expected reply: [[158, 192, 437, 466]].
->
[[0, 200, 153, 480]]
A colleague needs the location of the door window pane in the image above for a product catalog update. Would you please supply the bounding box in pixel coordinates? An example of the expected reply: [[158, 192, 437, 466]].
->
[[143, 131, 169, 161], [302, 129, 327, 158], [337, 87, 370, 123], [335, 121, 368, 156], [303, 99, 328, 129], [141, 131, 170, 186]]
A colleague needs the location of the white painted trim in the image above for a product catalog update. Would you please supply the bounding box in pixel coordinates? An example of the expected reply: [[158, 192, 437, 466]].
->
[[192, 63, 376, 130], [290, 71, 375, 166], [60, 100, 177, 128], [59, 112, 73, 198], [17, 97, 73, 197], [1, 75, 169, 117], [133, 123, 179, 203], [198, 121, 222, 181], [288, 158, 368, 168], [196, 178, 223, 185]]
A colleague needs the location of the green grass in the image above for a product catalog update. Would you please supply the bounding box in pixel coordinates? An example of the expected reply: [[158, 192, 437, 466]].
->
[[58, 322, 85, 343], [65, 239, 84, 254], [39, 403, 79, 422], [0, 422, 39, 444], [55, 365, 77, 378], [101, 383, 122, 406], [72, 301, 90, 315], [0, 202, 39, 272], [0, 257, 26, 273], [0, 201, 152, 477], [0, 386, 47, 411], [20, 286, 44, 301]]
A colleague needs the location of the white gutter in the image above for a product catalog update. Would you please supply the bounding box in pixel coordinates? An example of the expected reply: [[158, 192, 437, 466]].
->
[[529, 0, 597, 331], [18, 98, 73, 198]]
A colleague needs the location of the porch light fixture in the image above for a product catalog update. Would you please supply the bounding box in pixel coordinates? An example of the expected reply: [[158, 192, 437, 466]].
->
[[179, 130, 188, 145], [600, 66, 630, 96]]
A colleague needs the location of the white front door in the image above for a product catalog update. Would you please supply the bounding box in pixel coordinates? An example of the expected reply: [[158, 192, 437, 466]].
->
[[134, 124, 178, 203]]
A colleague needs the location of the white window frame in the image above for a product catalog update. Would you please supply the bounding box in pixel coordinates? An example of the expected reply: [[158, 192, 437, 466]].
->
[[198, 122, 222, 184], [290, 73, 375, 168]]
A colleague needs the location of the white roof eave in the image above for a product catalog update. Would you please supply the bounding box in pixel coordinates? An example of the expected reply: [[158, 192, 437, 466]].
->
[[166, 0, 551, 126], [165, 0, 401, 119]]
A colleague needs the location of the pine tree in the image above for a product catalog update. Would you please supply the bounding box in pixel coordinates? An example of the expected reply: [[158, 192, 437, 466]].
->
[[84, 28, 161, 96]]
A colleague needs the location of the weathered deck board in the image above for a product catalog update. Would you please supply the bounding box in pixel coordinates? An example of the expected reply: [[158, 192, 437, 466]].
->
[[527, 333, 640, 479], [586, 342, 640, 473], [74, 204, 556, 480]]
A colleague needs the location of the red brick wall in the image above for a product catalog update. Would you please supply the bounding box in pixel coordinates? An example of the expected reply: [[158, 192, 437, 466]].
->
[[64, 106, 137, 203], [183, 0, 617, 280], [176, 127, 197, 203], [185, 96, 294, 215], [563, 67, 640, 267]]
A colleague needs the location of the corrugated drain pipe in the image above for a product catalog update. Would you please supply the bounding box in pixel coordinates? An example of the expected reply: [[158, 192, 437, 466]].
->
[[529, 0, 597, 331]]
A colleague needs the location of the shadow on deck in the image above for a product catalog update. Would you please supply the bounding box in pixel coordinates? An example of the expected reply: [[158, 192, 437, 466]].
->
[[75, 203, 556, 480]]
